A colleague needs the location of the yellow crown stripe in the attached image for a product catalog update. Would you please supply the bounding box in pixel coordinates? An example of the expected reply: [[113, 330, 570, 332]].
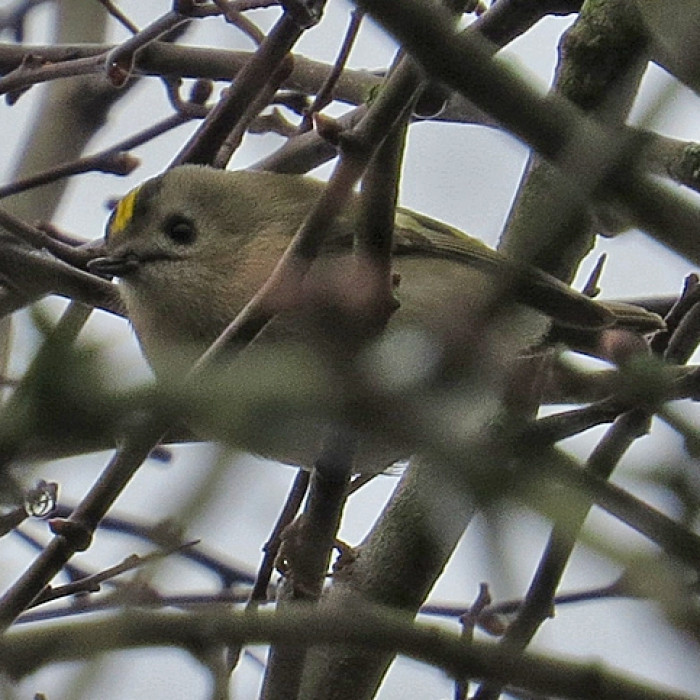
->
[[109, 186, 141, 237]]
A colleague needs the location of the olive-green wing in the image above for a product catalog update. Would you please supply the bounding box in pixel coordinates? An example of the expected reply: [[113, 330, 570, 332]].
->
[[392, 209, 614, 329], [393, 209, 664, 332]]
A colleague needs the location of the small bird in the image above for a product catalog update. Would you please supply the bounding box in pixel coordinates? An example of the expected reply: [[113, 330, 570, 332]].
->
[[87, 165, 661, 471]]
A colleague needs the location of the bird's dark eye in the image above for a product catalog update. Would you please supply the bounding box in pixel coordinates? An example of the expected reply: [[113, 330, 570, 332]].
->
[[163, 215, 196, 245]]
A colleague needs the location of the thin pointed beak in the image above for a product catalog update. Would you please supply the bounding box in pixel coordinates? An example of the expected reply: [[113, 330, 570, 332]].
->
[[87, 253, 140, 278]]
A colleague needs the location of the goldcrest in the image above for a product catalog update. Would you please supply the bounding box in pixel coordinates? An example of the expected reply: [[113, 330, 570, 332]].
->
[[87, 165, 661, 471]]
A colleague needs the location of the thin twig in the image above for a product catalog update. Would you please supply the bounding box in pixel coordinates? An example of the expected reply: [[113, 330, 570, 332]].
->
[[0, 152, 138, 200], [30, 541, 199, 607], [104, 8, 188, 87], [228, 469, 311, 673], [96, 0, 140, 34], [212, 59, 291, 168], [650, 274, 700, 357], [251, 469, 310, 603], [213, 0, 265, 44], [17, 589, 257, 625], [455, 584, 491, 700], [420, 579, 625, 621], [0, 53, 104, 98], [48, 504, 256, 587], [298, 9, 363, 133]]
